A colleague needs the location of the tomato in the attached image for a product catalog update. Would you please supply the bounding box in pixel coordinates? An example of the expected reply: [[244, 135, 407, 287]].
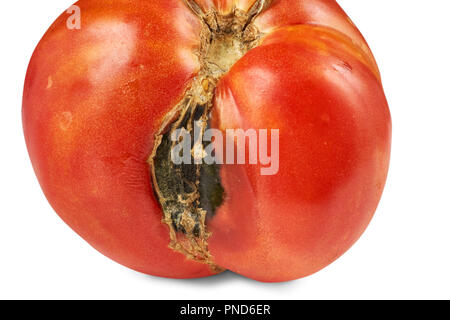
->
[[23, 0, 391, 282]]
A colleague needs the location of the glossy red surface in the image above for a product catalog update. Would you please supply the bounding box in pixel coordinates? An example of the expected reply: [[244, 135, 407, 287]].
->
[[23, 0, 391, 281], [209, 25, 390, 281]]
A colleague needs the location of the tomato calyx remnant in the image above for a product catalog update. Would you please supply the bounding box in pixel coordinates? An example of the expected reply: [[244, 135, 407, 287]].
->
[[149, 0, 270, 270]]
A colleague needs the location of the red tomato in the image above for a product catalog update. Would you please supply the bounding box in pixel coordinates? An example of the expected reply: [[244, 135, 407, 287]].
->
[[23, 0, 391, 282]]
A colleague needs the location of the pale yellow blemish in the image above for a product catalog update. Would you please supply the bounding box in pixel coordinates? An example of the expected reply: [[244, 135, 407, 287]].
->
[[46, 76, 53, 89], [59, 112, 73, 131]]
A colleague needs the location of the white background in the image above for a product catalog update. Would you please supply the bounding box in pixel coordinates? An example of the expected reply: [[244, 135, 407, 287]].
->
[[1, 0, 449, 300]]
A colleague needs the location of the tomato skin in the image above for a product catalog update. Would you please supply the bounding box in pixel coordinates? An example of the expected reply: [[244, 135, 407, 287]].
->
[[23, 0, 391, 281], [255, 0, 379, 70], [23, 0, 213, 279], [209, 25, 391, 282]]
